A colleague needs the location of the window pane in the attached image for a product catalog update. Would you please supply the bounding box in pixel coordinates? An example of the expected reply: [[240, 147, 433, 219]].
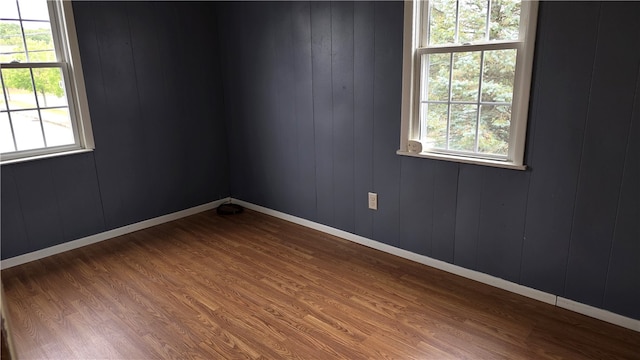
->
[[17, 0, 50, 21], [427, 0, 456, 45], [490, 0, 521, 41], [0, 112, 16, 153], [2, 68, 37, 110], [0, 0, 19, 19], [451, 51, 481, 102], [23, 20, 55, 62], [1, 83, 7, 111], [423, 103, 448, 149], [42, 107, 74, 147], [458, 0, 488, 43], [449, 104, 477, 152], [1, 0, 90, 159], [33, 67, 67, 107], [12, 109, 44, 150], [423, 53, 451, 101], [0, 20, 26, 63], [479, 104, 510, 155], [481, 49, 516, 103]]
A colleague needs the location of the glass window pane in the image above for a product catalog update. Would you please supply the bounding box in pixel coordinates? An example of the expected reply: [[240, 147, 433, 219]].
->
[[479, 104, 510, 155], [33, 67, 67, 107], [490, 0, 521, 41], [427, 0, 456, 45], [449, 104, 477, 152], [458, 0, 488, 43], [0, 0, 20, 19], [0, 112, 16, 153], [17, 0, 50, 21], [423, 53, 451, 101], [23, 20, 55, 62], [2, 68, 37, 110], [481, 49, 517, 104], [0, 20, 27, 63], [1, 83, 7, 111], [42, 107, 74, 147], [423, 103, 448, 149], [451, 51, 481, 102], [12, 109, 44, 151]]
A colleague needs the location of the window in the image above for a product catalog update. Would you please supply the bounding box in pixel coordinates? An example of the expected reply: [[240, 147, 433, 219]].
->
[[399, 0, 538, 170], [1, 0, 93, 163]]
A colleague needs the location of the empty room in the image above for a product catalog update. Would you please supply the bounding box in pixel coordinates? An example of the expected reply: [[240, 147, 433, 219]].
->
[[1, 0, 639, 358]]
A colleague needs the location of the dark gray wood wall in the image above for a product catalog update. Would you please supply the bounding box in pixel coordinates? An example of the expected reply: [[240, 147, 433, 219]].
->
[[1, 2, 230, 259], [1, 1, 637, 322], [219, 1, 640, 321]]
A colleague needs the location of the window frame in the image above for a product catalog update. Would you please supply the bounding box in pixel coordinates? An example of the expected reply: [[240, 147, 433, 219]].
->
[[398, 0, 538, 170], [1, 0, 94, 164]]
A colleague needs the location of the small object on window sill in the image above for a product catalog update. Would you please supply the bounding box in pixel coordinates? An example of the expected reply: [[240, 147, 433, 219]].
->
[[407, 140, 424, 154]]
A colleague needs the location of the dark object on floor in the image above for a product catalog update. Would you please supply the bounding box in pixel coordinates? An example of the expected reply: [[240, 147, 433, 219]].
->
[[1, 321, 10, 360], [216, 203, 244, 215]]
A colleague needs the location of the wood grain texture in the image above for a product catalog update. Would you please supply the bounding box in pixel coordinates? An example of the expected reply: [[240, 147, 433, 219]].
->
[[520, 1, 600, 296], [0, 167, 29, 258], [371, 1, 403, 248], [564, 1, 640, 308], [290, 1, 317, 222], [399, 157, 435, 257], [3, 209, 639, 359], [603, 59, 640, 320], [71, 0, 229, 230], [353, 0, 375, 240], [331, 1, 356, 234], [217, 0, 640, 321], [311, 1, 335, 228]]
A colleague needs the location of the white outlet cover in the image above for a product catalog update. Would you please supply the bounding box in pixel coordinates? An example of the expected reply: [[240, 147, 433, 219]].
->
[[368, 192, 378, 210]]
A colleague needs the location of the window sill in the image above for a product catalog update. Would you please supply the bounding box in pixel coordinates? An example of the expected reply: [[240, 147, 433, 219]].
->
[[1, 148, 94, 166], [396, 150, 527, 171]]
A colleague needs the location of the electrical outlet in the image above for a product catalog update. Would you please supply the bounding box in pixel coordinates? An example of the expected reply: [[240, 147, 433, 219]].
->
[[368, 192, 378, 210]]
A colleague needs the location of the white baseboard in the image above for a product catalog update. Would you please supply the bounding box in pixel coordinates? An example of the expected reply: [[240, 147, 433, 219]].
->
[[2, 196, 637, 332], [0, 197, 231, 270], [556, 297, 640, 332], [231, 199, 640, 333]]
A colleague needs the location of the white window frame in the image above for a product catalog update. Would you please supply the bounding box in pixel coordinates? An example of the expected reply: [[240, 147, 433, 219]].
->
[[1, 0, 94, 164], [398, 0, 538, 170]]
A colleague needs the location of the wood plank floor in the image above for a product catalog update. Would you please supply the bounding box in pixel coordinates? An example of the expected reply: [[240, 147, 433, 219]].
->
[[2, 209, 639, 359]]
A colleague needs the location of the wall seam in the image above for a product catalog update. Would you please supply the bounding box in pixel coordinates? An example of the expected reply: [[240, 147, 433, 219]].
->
[[214, 2, 233, 200], [428, 165, 436, 255], [601, 59, 640, 306], [371, 2, 377, 239], [9, 168, 30, 255], [49, 161, 67, 242], [330, 1, 335, 226], [92, 2, 112, 230], [352, 3, 357, 234], [124, 2, 150, 213], [518, 0, 547, 285], [473, 167, 484, 270], [451, 164, 460, 264], [562, 2, 603, 298], [84, 3, 108, 232], [310, 3, 319, 221]]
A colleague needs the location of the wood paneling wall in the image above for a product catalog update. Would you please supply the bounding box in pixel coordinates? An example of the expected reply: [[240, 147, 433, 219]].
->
[[1, 2, 230, 259], [219, 1, 640, 320], [1, 1, 637, 323]]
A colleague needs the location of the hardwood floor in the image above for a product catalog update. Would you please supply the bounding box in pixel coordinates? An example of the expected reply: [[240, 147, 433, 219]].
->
[[2, 209, 639, 359]]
